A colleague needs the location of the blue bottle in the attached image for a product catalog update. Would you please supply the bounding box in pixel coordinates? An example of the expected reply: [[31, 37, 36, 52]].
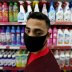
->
[[16, 26, 21, 46], [48, 1, 56, 22], [21, 27, 24, 45], [6, 26, 11, 45], [1, 27, 6, 45], [11, 26, 16, 46]]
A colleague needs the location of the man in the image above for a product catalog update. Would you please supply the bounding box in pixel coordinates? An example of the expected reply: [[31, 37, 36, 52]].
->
[[24, 12, 61, 72]]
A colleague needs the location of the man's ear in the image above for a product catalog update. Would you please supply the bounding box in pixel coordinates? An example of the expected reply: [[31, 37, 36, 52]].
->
[[46, 32, 50, 39]]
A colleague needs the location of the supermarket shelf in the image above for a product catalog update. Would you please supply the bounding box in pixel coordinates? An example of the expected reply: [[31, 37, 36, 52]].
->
[[0, 67, 24, 70], [51, 22, 72, 25], [0, 45, 26, 49], [0, 22, 26, 25], [48, 45, 72, 49]]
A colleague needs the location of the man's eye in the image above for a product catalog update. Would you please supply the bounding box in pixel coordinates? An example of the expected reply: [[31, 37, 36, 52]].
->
[[35, 32, 43, 36], [25, 29, 30, 34]]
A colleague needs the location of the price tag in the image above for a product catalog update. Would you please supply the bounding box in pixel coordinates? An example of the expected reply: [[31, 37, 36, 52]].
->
[[22, 22, 26, 25], [0, 67, 3, 70], [10, 46, 20, 49], [0, 46, 6, 49]]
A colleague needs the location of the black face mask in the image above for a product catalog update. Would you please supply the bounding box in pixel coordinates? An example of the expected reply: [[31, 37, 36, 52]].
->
[[24, 33, 47, 52]]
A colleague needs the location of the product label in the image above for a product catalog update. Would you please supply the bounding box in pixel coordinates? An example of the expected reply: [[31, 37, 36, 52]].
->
[[57, 34, 64, 45], [56, 12, 63, 21], [64, 34, 70, 44], [21, 33, 24, 45]]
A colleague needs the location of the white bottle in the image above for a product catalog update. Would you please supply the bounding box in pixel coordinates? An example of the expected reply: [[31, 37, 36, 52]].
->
[[34, 1, 39, 12], [65, 50, 70, 67], [54, 50, 60, 66], [70, 50, 72, 67], [18, 1, 26, 23], [71, 4, 72, 22], [57, 28, 64, 46], [0, 54, 3, 66], [60, 50, 65, 68], [48, 2, 56, 22], [70, 29, 72, 46], [64, 2, 71, 22], [56, 1, 63, 22], [26, 1, 32, 20], [64, 28, 70, 46], [42, 3, 48, 16]]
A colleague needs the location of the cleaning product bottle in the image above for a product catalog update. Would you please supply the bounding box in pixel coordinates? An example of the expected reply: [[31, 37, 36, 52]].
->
[[53, 26, 57, 46], [26, 1, 32, 21], [34, 1, 39, 12], [2, 2, 8, 22], [48, 2, 56, 22], [65, 50, 70, 67], [13, 2, 18, 22], [70, 50, 72, 67], [1, 27, 6, 45], [18, 1, 26, 23], [0, 3, 2, 22], [64, 28, 70, 46], [0, 54, 3, 66], [6, 26, 11, 45], [70, 29, 72, 46], [9, 2, 13, 22], [0, 28, 2, 45], [47, 28, 52, 46], [21, 27, 24, 45], [64, 2, 71, 22], [11, 26, 16, 46], [60, 50, 65, 68], [70, 2, 72, 22], [16, 26, 21, 46], [56, 1, 63, 22], [42, 3, 48, 16], [57, 28, 64, 46]]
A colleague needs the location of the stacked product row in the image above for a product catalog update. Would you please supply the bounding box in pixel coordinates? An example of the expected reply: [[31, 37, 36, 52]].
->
[[0, 50, 28, 67], [0, 1, 72, 23], [54, 50, 72, 68], [0, 26, 25, 46], [47, 27, 72, 46]]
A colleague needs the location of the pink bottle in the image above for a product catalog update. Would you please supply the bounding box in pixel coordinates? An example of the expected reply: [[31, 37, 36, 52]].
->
[[53, 26, 57, 46], [47, 28, 53, 46]]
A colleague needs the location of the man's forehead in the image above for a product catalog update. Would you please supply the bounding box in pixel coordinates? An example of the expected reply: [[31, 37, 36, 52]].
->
[[26, 18, 47, 29]]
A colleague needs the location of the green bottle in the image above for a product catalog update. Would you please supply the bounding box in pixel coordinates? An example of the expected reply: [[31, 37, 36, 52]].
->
[[9, 2, 13, 22], [13, 2, 18, 22]]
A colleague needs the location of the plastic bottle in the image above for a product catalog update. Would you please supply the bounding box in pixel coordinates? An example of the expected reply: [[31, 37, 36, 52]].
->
[[2, 2, 8, 22], [13, 2, 18, 22], [70, 50, 72, 67], [65, 50, 70, 67], [9, 2, 13, 22], [11, 26, 16, 46], [60, 50, 65, 68], [1, 27, 6, 45], [18, 1, 26, 23], [48, 2, 56, 22], [6, 26, 11, 45], [57, 28, 64, 46], [0, 54, 3, 66], [34, 1, 39, 12], [56, 1, 63, 22], [70, 2, 72, 22], [54, 50, 60, 66], [53, 27, 57, 46], [0, 3, 2, 22], [47, 28, 53, 46], [0, 28, 2, 45], [70, 29, 72, 46], [42, 3, 48, 16], [26, 1, 32, 21], [64, 28, 70, 46], [64, 2, 71, 22], [16, 26, 21, 46], [21, 27, 24, 45]]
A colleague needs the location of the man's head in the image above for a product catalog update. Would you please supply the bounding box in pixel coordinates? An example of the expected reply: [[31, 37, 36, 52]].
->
[[24, 12, 50, 52], [25, 12, 50, 37]]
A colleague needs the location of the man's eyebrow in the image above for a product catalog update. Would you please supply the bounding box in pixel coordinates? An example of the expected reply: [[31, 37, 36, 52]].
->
[[25, 26, 30, 29]]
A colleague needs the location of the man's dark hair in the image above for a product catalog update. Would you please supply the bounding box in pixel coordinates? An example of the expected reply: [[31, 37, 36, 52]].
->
[[27, 12, 50, 28]]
